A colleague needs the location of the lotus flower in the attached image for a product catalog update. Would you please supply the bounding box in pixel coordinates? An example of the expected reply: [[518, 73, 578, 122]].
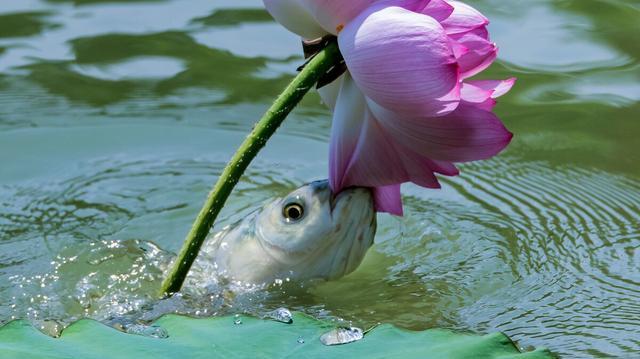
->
[[264, 0, 516, 215]]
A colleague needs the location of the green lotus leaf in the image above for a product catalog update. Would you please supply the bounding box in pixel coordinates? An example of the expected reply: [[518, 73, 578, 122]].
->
[[0, 313, 553, 358]]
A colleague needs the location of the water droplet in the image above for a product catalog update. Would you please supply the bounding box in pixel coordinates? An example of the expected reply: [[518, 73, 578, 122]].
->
[[233, 314, 242, 325], [264, 308, 292, 324], [320, 327, 364, 346], [297, 336, 305, 344], [126, 324, 169, 339]]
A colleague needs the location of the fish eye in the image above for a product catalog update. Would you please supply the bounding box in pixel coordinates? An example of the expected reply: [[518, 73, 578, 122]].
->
[[282, 202, 304, 222]]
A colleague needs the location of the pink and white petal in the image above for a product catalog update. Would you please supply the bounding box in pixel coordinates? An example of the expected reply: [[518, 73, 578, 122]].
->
[[420, 0, 455, 22], [460, 82, 496, 110], [340, 109, 406, 189], [448, 26, 491, 49], [329, 74, 368, 192], [450, 40, 469, 59], [398, 150, 443, 189], [382, 0, 452, 19], [263, 0, 327, 39], [464, 98, 496, 111], [441, 1, 489, 35], [467, 25, 489, 41], [332, 103, 409, 215], [449, 30, 497, 78], [465, 78, 517, 98], [459, 45, 497, 79], [379, 0, 428, 12], [460, 81, 494, 103], [339, 108, 444, 190], [339, 5, 461, 118], [317, 73, 344, 110], [370, 152, 456, 215], [298, 0, 372, 35], [372, 184, 403, 216], [369, 99, 513, 162], [460, 78, 515, 110]]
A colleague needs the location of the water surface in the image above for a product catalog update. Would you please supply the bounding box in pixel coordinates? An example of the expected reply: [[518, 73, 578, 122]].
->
[[0, 0, 639, 357]]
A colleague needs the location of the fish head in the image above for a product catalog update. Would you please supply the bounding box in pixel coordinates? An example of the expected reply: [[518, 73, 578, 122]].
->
[[254, 180, 376, 280]]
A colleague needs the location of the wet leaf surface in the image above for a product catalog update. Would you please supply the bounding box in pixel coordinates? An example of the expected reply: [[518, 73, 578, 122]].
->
[[0, 314, 552, 358]]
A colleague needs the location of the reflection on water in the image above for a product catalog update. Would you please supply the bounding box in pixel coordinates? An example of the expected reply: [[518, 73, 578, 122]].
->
[[0, 0, 638, 357], [0, 12, 57, 39], [191, 8, 273, 27]]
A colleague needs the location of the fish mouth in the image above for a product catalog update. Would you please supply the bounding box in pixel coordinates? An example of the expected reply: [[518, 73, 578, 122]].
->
[[329, 191, 337, 212], [303, 179, 374, 217], [330, 186, 373, 214], [307, 179, 339, 211]]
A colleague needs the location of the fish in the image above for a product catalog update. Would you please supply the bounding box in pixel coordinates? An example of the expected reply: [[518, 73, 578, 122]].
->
[[190, 180, 377, 285], [10, 180, 377, 336]]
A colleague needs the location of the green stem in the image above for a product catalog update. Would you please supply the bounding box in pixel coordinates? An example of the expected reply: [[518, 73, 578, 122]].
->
[[160, 39, 342, 296]]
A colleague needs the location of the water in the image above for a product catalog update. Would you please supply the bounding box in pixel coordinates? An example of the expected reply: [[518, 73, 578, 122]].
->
[[0, 0, 638, 357]]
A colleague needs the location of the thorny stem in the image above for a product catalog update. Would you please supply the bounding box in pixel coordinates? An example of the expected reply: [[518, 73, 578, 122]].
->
[[160, 38, 343, 296]]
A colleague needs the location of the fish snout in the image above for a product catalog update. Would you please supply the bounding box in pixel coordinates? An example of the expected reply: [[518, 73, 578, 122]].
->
[[331, 186, 374, 215]]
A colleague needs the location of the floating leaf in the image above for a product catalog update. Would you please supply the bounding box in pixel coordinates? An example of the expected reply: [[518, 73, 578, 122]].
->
[[0, 313, 553, 358]]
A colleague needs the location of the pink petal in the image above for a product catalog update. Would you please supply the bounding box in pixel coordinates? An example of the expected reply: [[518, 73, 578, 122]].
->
[[337, 104, 445, 190], [329, 74, 367, 192], [298, 0, 372, 35], [450, 40, 469, 59], [459, 46, 497, 79], [263, 0, 328, 39], [380, 0, 429, 12], [369, 99, 513, 163], [430, 159, 459, 176], [329, 79, 466, 215], [339, 108, 407, 189], [460, 82, 496, 111], [373, 185, 403, 216], [397, 150, 444, 189], [369, 160, 460, 216], [460, 81, 494, 103], [339, 5, 461, 118], [449, 29, 497, 78], [466, 78, 517, 98], [329, 76, 450, 192], [441, 1, 489, 35], [327, 77, 407, 216], [420, 0, 455, 22], [460, 78, 516, 111], [469, 25, 489, 41], [336, 105, 468, 214]]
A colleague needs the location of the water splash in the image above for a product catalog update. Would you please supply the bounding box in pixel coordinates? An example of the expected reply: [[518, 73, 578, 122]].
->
[[264, 308, 293, 324], [319, 327, 364, 346], [125, 324, 169, 339]]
